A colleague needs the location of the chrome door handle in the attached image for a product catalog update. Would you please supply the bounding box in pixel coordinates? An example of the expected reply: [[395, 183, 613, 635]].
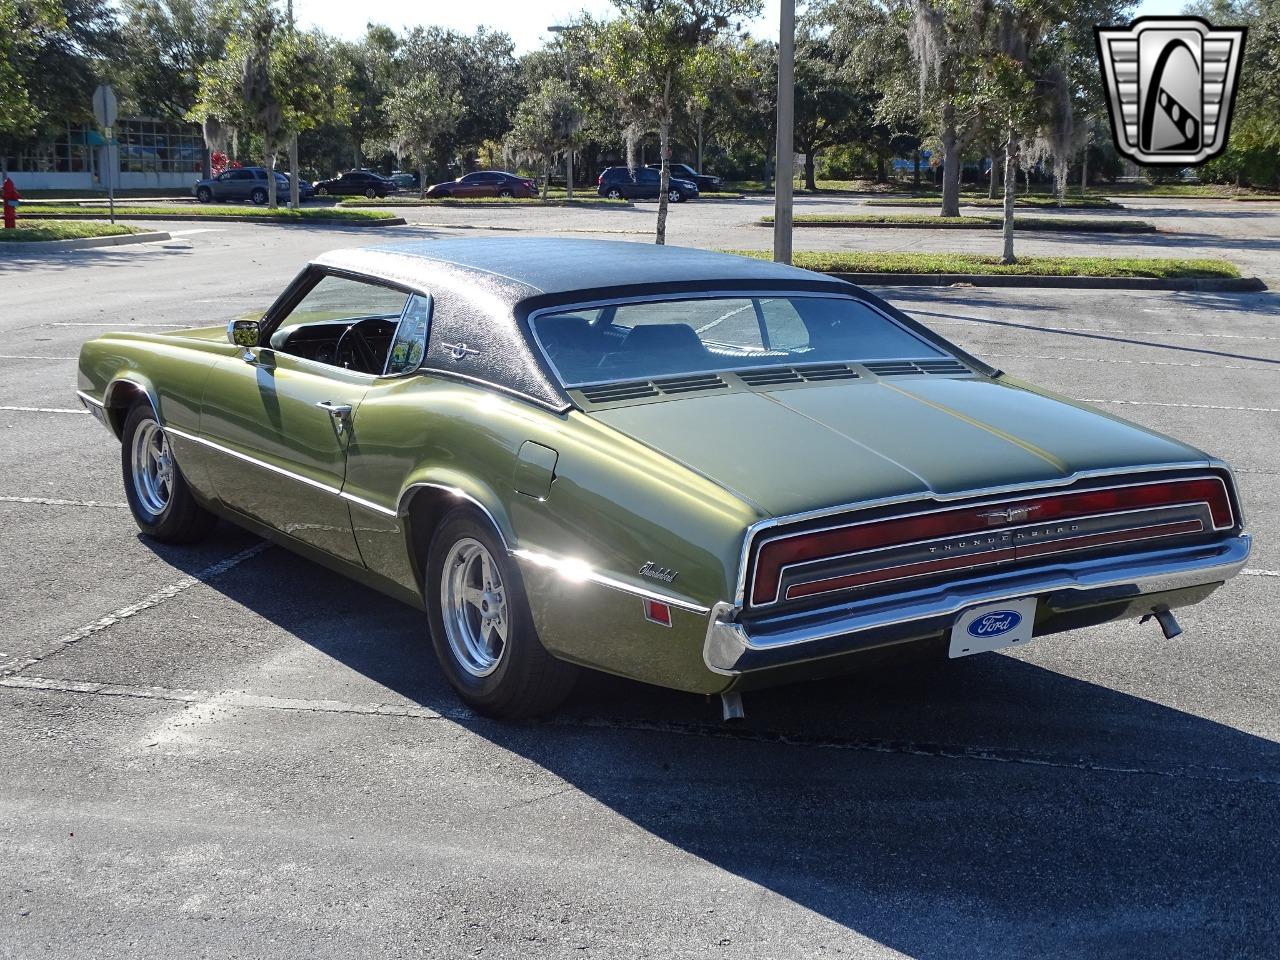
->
[[315, 400, 353, 433]]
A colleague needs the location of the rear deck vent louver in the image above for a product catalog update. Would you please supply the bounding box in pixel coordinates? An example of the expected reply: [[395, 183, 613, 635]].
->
[[798, 363, 860, 382], [580, 380, 661, 403], [737, 367, 805, 387], [864, 359, 970, 377], [652, 373, 729, 395]]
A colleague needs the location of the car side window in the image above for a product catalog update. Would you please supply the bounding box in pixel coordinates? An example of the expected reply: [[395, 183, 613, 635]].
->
[[385, 294, 431, 376], [283, 275, 407, 329]]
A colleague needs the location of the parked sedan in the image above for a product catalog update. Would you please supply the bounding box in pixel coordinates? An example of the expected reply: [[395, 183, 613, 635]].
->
[[313, 170, 396, 198], [77, 239, 1250, 720], [424, 170, 537, 198], [645, 162, 722, 192], [192, 167, 311, 204], [598, 166, 699, 202]]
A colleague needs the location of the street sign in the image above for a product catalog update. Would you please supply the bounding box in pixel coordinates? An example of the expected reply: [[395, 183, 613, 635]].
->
[[102, 126, 113, 141], [92, 84, 118, 129]]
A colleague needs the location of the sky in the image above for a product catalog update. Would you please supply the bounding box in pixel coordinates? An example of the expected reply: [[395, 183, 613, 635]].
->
[[291, 0, 1185, 54]]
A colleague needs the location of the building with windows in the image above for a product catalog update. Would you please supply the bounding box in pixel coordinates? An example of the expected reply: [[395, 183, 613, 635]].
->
[[3, 118, 208, 191]]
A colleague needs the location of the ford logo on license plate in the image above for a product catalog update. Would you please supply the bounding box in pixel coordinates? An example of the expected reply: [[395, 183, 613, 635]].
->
[[967, 610, 1023, 638]]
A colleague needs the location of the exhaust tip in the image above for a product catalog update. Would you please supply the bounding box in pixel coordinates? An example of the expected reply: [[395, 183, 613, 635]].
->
[[720, 691, 745, 722], [1142, 607, 1183, 639]]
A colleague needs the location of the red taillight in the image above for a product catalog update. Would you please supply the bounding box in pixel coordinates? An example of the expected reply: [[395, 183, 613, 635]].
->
[[597, 174, 604, 184], [751, 477, 1234, 606]]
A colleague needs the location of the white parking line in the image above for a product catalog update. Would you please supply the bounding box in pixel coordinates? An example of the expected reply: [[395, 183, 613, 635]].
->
[[1074, 398, 1280, 413], [0, 496, 127, 508], [0, 354, 76, 361], [49, 322, 190, 328], [994, 353, 1268, 372], [0, 405, 87, 414], [925, 318, 1280, 341], [1243, 569, 1280, 578], [0, 543, 269, 677]]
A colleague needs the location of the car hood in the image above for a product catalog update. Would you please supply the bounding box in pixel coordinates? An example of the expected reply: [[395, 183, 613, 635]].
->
[[587, 376, 1210, 518]]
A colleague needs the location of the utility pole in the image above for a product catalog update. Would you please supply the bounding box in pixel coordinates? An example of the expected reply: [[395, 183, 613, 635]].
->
[[773, 0, 795, 264]]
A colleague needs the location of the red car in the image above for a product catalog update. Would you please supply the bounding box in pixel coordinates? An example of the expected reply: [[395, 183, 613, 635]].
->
[[425, 170, 537, 199]]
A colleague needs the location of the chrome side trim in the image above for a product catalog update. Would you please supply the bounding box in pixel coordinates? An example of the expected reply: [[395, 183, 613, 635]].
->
[[164, 425, 399, 518], [732, 462, 1225, 607], [512, 547, 712, 614], [396, 482, 511, 553], [75, 390, 105, 408], [706, 535, 1252, 675]]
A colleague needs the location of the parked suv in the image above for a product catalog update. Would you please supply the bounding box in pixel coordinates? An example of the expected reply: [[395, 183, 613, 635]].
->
[[645, 163, 722, 192], [192, 167, 312, 204], [597, 166, 699, 202]]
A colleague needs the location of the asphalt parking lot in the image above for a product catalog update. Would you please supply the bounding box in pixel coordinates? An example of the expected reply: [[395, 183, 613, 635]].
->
[[2, 202, 1278, 958]]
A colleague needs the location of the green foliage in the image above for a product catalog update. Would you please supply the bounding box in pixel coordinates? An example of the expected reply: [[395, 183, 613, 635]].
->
[[506, 78, 583, 198], [726, 249, 1242, 278], [113, 0, 225, 118], [380, 72, 462, 191]]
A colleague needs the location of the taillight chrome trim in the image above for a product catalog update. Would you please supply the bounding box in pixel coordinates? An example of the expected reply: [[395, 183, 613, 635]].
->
[[736, 466, 1239, 610]]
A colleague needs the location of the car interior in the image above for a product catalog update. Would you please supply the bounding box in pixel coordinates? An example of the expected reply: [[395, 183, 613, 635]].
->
[[270, 316, 400, 374]]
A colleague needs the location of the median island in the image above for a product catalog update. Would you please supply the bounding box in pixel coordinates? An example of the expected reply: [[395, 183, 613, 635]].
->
[[25, 203, 399, 222], [2, 219, 141, 242], [758, 213, 1155, 232], [726, 249, 1243, 280]]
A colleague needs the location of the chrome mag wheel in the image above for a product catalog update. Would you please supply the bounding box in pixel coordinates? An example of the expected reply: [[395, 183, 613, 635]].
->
[[441, 537, 508, 677], [130, 418, 174, 515]]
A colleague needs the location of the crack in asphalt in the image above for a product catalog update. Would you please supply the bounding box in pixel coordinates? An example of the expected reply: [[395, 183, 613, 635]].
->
[[3, 673, 1276, 787], [0, 543, 269, 677]]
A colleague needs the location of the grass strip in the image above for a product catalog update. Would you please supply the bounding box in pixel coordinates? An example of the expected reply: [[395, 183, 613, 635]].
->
[[760, 213, 1153, 232], [3, 219, 139, 242], [339, 195, 626, 207], [864, 196, 1118, 209], [29, 203, 395, 221], [725, 249, 1241, 279]]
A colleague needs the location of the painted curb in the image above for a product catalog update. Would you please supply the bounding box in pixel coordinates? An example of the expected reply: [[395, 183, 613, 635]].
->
[[2, 230, 171, 252], [763, 220, 1156, 233], [30, 213, 407, 227], [824, 271, 1267, 291]]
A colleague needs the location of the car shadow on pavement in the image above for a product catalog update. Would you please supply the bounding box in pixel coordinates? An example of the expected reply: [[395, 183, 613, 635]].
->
[[196, 536, 1280, 958]]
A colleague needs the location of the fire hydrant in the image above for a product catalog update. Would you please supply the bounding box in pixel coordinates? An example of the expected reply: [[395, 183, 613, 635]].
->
[[2, 174, 19, 230]]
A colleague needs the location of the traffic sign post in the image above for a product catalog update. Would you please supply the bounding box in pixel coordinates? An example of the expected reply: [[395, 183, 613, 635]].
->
[[92, 85, 118, 224]]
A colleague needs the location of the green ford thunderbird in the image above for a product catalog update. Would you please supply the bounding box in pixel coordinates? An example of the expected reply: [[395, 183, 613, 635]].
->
[[76, 239, 1251, 719]]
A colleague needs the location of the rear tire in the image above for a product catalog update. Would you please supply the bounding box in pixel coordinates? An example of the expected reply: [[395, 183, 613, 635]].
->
[[120, 403, 216, 544], [498, 188, 513, 198], [251, 187, 267, 205], [425, 507, 578, 719], [364, 187, 376, 198], [316, 185, 329, 196], [606, 188, 623, 200]]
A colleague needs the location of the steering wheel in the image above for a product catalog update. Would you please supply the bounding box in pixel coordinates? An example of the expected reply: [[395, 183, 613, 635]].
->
[[335, 321, 381, 373]]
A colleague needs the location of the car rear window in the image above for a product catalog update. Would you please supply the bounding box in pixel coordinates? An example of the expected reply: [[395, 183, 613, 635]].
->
[[531, 295, 947, 386]]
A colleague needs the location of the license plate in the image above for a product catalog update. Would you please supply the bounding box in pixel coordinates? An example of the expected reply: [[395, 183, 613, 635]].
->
[[949, 597, 1038, 658]]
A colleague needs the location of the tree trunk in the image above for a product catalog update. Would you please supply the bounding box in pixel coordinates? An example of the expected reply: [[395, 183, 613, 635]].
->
[[803, 151, 816, 191], [1081, 147, 1088, 194], [418, 164, 426, 199], [940, 102, 960, 217], [912, 149, 921, 188], [543, 158, 551, 201], [655, 117, 671, 245], [288, 134, 299, 209], [696, 113, 704, 173], [266, 150, 277, 209], [988, 148, 999, 199], [565, 147, 573, 200], [1001, 127, 1019, 264], [875, 149, 887, 183]]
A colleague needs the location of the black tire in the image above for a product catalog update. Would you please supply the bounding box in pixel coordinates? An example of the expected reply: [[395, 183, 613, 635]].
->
[[668, 188, 684, 203], [364, 186, 376, 198], [498, 188, 513, 198], [196, 186, 212, 203], [251, 187, 267, 205], [120, 403, 216, 544], [316, 185, 329, 196], [425, 507, 579, 719], [606, 187, 624, 200]]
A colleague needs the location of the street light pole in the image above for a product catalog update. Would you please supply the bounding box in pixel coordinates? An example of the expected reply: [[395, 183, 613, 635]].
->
[[773, 0, 795, 264]]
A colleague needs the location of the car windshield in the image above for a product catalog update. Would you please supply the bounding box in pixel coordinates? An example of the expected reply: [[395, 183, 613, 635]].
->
[[532, 294, 948, 387]]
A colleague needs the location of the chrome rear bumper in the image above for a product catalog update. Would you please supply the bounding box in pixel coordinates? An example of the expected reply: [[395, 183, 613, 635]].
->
[[704, 535, 1251, 675]]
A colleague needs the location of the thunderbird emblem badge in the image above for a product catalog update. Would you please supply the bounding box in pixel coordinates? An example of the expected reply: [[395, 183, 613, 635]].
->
[[981, 505, 1041, 526], [1095, 17, 1246, 166]]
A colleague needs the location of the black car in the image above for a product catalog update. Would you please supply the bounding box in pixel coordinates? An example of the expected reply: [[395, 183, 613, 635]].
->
[[192, 167, 313, 204], [597, 166, 699, 202], [645, 163, 722, 193], [313, 170, 397, 198]]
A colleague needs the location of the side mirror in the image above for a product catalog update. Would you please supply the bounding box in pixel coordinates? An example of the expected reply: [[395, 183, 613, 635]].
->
[[227, 318, 260, 348]]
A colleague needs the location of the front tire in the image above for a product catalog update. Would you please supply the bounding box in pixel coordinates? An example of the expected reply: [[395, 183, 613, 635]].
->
[[316, 185, 329, 196], [425, 507, 578, 719], [668, 188, 683, 203], [364, 187, 376, 198], [196, 186, 212, 203], [251, 187, 267, 205], [121, 403, 216, 544]]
